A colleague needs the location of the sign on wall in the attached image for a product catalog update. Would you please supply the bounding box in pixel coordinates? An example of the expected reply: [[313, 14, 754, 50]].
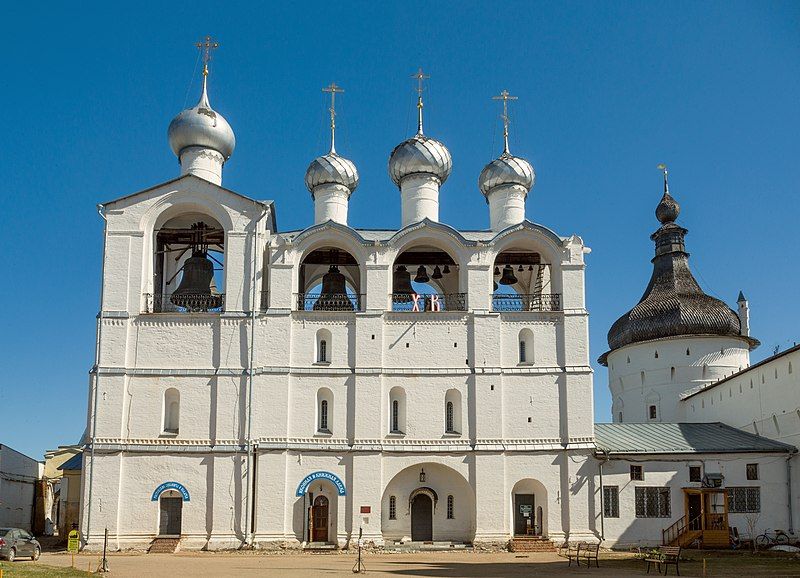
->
[[295, 471, 346, 496], [151, 481, 191, 502]]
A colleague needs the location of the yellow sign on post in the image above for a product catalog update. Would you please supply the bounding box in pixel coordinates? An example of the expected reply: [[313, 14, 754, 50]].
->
[[67, 529, 80, 553]]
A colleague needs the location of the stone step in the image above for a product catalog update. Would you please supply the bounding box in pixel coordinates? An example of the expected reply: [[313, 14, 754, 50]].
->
[[304, 542, 337, 552], [510, 538, 557, 552], [385, 541, 473, 552], [148, 537, 181, 554]]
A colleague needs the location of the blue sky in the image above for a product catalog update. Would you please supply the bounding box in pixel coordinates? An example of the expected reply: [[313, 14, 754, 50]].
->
[[2, 2, 798, 460]]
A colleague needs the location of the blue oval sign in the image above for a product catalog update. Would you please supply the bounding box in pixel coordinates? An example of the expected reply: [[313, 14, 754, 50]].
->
[[295, 471, 346, 496], [151, 481, 190, 502]]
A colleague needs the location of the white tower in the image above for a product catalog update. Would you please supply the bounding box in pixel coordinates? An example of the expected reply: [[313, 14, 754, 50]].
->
[[600, 166, 759, 423], [479, 90, 535, 231], [737, 291, 751, 337], [388, 69, 452, 226], [167, 37, 235, 186], [305, 83, 359, 225]]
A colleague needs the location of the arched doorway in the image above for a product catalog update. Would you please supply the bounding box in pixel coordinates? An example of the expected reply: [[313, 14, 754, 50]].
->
[[159, 491, 183, 536], [311, 495, 329, 542], [511, 478, 548, 537], [411, 493, 433, 541]]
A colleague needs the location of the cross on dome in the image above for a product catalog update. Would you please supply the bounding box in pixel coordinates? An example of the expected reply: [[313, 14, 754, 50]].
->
[[322, 82, 345, 154], [412, 67, 430, 135], [492, 89, 518, 155], [195, 35, 219, 77]]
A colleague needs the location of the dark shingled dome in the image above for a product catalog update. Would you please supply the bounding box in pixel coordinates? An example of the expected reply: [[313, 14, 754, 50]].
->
[[603, 189, 757, 358]]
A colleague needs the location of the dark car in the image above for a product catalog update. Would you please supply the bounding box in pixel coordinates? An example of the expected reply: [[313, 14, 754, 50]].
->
[[0, 528, 41, 561]]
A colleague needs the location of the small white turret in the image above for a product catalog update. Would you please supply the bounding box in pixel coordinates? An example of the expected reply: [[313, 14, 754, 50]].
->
[[479, 90, 534, 231], [388, 69, 452, 227], [305, 83, 359, 225], [167, 37, 235, 186], [738, 291, 750, 337]]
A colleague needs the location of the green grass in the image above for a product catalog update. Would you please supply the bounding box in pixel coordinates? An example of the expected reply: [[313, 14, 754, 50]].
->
[[0, 562, 90, 577]]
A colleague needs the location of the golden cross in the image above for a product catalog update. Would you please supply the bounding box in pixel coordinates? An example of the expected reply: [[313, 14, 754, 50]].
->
[[657, 163, 669, 193], [195, 35, 220, 76], [322, 82, 345, 154], [493, 90, 518, 154], [412, 68, 430, 134]]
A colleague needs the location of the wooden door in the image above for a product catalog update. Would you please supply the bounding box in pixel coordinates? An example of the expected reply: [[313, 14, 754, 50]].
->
[[312, 495, 329, 542], [514, 494, 535, 535], [411, 494, 433, 541], [159, 497, 183, 535]]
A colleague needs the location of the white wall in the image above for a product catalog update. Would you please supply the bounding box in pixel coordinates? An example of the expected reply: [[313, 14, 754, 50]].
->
[[0, 446, 42, 531]]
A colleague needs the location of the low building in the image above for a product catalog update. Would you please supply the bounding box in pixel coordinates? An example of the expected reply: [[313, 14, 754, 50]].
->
[[0, 445, 42, 531], [57, 453, 83, 537]]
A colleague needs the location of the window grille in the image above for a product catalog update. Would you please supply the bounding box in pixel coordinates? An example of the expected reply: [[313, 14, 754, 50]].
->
[[391, 399, 399, 432], [603, 486, 619, 518], [746, 463, 759, 480], [318, 340, 327, 362], [319, 399, 328, 432], [446, 401, 454, 433], [635, 487, 671, 518], [728, 487, 761, 513], [519, 340, 526, 363], [447, 495, 454, 519], [630, 465, 644, 481], [689, 466, 702, 482], [389, 496, 396, 520]]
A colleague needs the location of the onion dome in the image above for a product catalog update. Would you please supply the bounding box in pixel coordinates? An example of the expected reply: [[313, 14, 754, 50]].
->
[[601, 171, 758, 361], [479, 152, 535, 196], [168, 73, 235, 160], [305, 152, 359, 194]]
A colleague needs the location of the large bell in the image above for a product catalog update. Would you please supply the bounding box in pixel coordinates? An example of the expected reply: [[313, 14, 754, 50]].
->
[[498, 264, 518, 285], [393, 265, 414, 302], [414, 265, 430, 284], [314, 265, 353, 311], [171, 251, 222, 311]]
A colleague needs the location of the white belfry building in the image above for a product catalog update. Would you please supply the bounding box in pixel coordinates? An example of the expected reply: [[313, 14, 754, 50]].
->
[[80, 44, 797, 552]]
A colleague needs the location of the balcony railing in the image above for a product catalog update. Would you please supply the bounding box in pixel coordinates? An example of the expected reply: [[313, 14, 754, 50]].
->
[[391, 293, 467, 312], [297, 293, 363, 312], [491, 293, 562, 312], [144, 293, 225, 313]]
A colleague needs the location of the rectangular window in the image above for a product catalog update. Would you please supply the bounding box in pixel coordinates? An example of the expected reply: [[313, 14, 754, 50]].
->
[[649, 405, 657, 419], [728, 487, 761, 513], [635, 487, 671, 518], [630, 465, 644, 481], [746, 463, 759, 480], [689, 466, 702, 482], [447, 495, 454, 519], [603, 486, 619, 518], [519, 341, 526, 363], [389, 496, 397, 520]]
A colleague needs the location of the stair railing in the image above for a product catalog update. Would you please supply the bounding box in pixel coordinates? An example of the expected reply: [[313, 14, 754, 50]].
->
[[663, 514, 704, 545]]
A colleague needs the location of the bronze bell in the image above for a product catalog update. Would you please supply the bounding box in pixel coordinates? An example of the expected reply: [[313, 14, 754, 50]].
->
[[431, 265, 443, 280], [414, 265, 429, 284], [498, 264, 518, 285], [171, 251, 222, 311], [393, 265, 414, 302], [314, 265, 353, 311]]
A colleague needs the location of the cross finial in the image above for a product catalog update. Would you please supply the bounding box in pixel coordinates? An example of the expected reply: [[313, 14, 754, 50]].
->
[[492, 89, 518, 155], [322, 82, 345, 154], [412, 67, 430, 135], [195, 35, 220, 77], [657, 163, 669, 194]]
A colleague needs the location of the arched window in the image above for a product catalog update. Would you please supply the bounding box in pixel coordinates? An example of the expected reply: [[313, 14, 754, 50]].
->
[[317, 388, 333, 434], [392, 400, 399, 432], [163, 388, 180, 434], [444, 389, 462, 434], [446, 401, 454, 433], [389, 496, 397, 520], [447, 495, 454, 519], [389, 387, 406, 434], [518, 329, 534, 364], [319, 340, 328, 362], [316, 328, 332, 363]]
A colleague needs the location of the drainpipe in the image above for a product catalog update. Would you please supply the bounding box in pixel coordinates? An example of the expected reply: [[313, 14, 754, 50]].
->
[[85, 204, 108, 546], [243, 205, 267, 547], [788, 452, 796, 534]]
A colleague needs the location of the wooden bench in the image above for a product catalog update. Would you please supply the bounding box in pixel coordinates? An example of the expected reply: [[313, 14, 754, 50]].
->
[[645, 546, 681, 576], [559, 541, 581, 566], [577, 541, 600, 568]]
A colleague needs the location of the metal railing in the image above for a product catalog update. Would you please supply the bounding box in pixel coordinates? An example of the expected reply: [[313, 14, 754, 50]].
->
[[297, 293, 363, 312], [491, 293, 562, 312], [390, 293, 468, 312], [144, 293, 225, 313]]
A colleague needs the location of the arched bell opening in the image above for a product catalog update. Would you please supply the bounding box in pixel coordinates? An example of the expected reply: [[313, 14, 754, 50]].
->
[[491, 249, 558, 312], [152, 213, 225, 313], [299, 247, 362, 311], [391, 245, 463, 311]]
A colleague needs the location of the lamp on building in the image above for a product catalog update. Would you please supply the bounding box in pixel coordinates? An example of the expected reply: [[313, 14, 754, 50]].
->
[[419, 468, 426, 483]]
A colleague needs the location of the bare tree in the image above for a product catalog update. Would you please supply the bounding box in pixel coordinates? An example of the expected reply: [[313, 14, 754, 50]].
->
[[745, 513, 760, 552]]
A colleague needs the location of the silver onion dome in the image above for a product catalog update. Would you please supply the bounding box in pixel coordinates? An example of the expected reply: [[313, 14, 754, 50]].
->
[[479, 152, 535, 196], [168, 76, 236, 160], [388, 134, 452, 187], [305, 152, 359, 194]]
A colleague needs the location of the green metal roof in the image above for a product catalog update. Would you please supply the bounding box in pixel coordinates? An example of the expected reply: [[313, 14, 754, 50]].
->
[[595, 422, 796, 455]]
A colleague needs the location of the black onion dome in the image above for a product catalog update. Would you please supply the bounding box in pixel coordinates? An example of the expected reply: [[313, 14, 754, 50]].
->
[[603, 190, 757, 358]]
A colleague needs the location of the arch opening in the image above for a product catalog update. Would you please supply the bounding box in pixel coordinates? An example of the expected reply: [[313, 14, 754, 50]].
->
[[299, 247, 362, 311], [511, 478, 548, 537], [391, 245, 464, 311], [491, 249, 559, 312]]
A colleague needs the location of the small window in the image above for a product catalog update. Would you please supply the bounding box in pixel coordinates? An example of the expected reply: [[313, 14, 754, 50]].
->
[[519, 340, 527, 363], [445, 401, 455, 433], [389, 495, 397, 520], [686, 348, 690, 356], [318, 339, 328, 363], [746, 463, 759, 480], [319, 399, 329, 432], [654, 350, 659, 359], [689, 466, 701, 482], [618, 411, 623, 422], [603, 486, 619, 518], [163, 388, 180, 434], [630, 465, 644, 481], [649, 405, 657, 420], [446, 495, 454, 519], [391, 399, 400, 433]]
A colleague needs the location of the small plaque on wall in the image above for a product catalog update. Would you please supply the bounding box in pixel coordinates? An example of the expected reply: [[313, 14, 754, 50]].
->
[[360, 506, 371, 514]]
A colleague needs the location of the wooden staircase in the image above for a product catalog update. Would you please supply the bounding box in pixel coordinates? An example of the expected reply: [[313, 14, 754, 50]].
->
[[663, 514, 730, 549], [148, 537, 181, 553], [510, 536, 557, 552]]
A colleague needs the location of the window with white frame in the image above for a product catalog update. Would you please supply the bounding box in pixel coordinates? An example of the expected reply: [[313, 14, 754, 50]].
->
[[518, 328, 534, 364], [603, 486, 619, 518], [389, 386, 406, 434], [163, 388, 180, 434], [316, 328, 331, 363], [317, 388, 333, 434], [635, 487, 671, 518]]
